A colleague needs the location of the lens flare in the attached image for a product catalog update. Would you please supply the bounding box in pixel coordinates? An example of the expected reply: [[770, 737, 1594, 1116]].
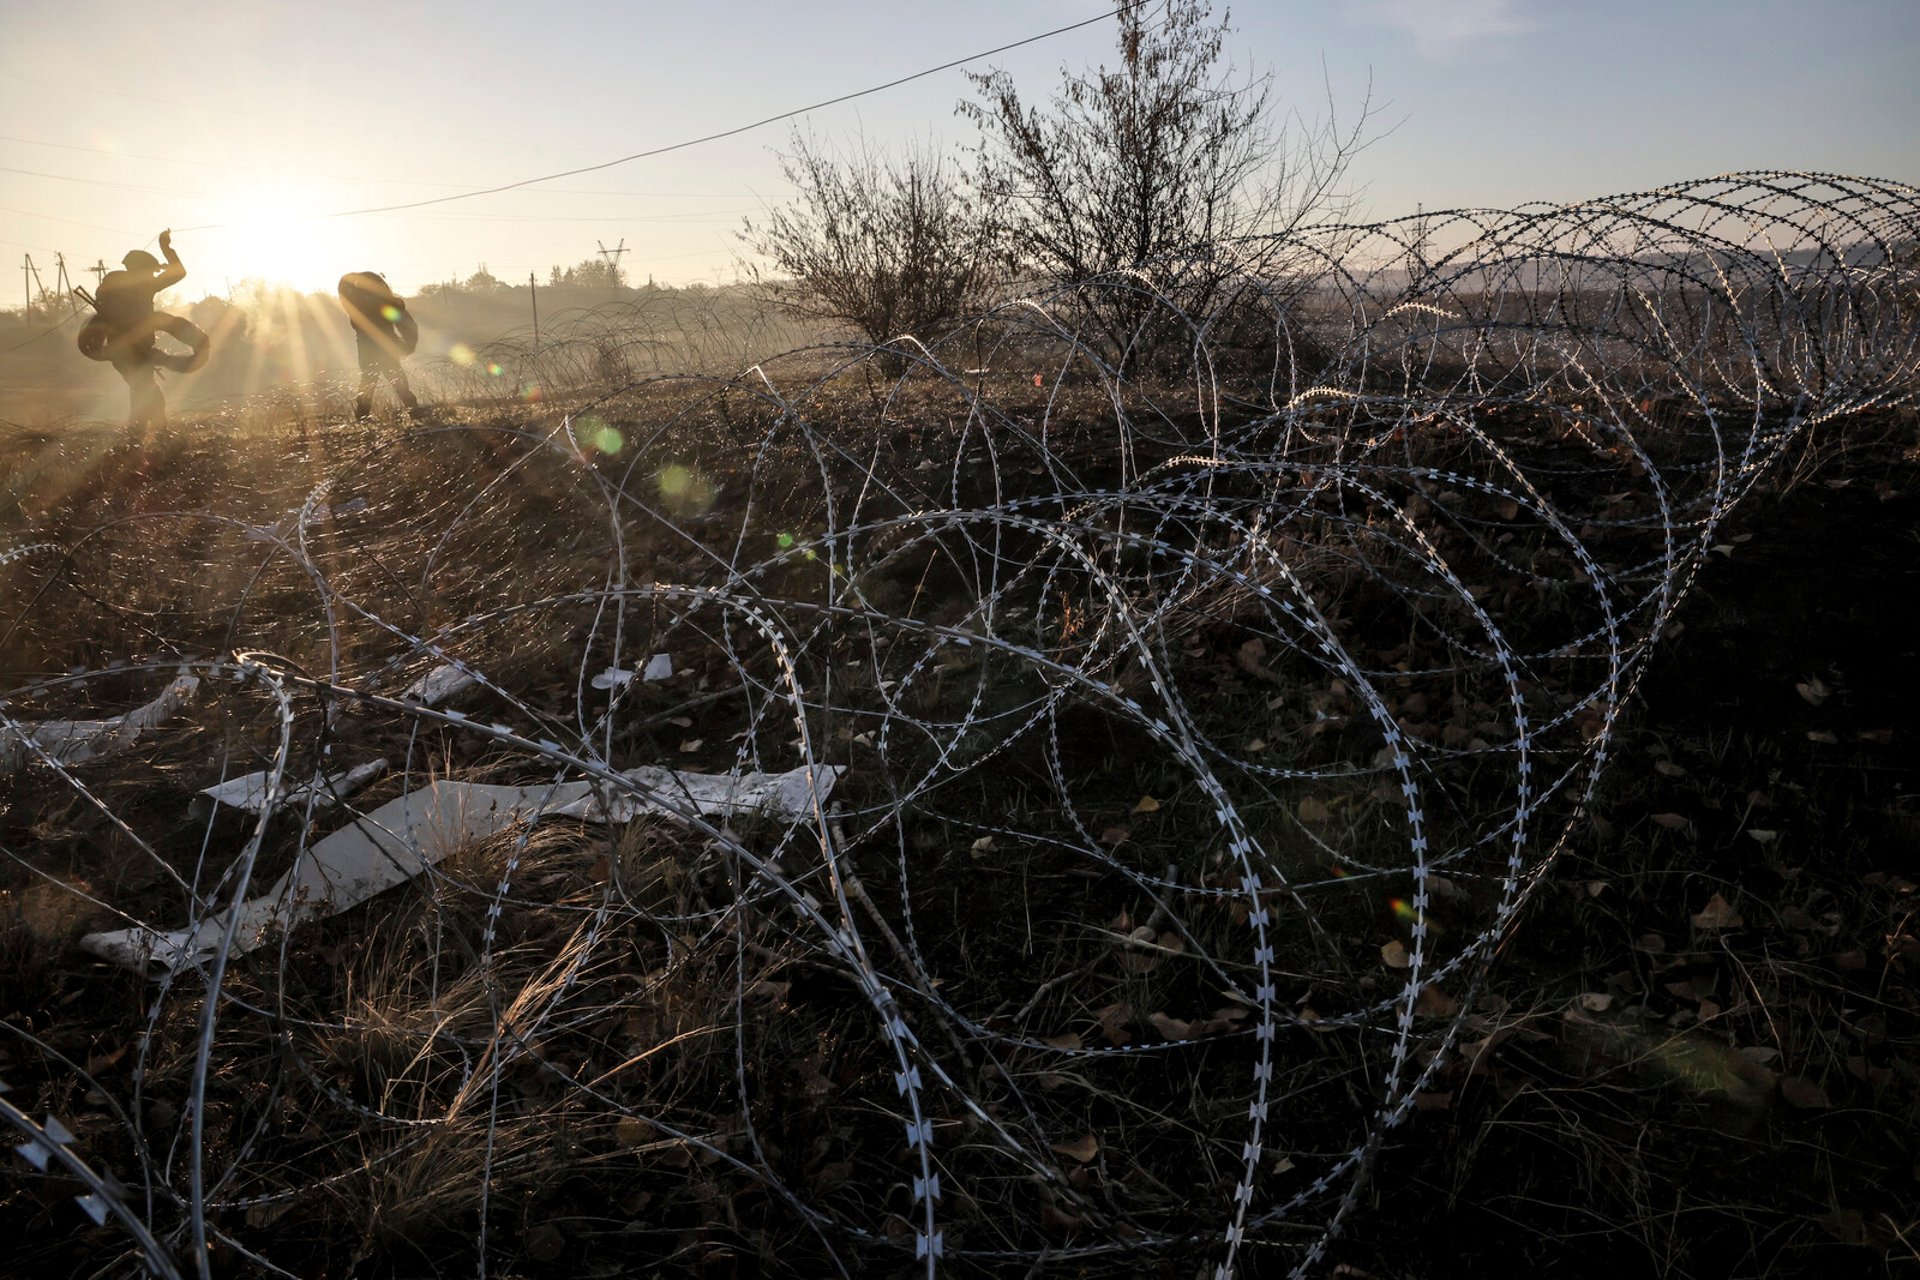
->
[[578, 415, 623, 455], [449, 343, 477, 367], [656, 464, 716, 514]]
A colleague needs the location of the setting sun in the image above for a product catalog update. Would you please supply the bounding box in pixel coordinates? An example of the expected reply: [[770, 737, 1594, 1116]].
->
[[192, 183, 360, 295]]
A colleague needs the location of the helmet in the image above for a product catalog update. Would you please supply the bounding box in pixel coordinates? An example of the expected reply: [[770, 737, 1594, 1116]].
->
[[338, 271, 395, 302], [122, 249, 161, 271]]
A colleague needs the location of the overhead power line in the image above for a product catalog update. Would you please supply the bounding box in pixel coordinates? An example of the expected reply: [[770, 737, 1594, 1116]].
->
[[2, 4, 1149, 249], [178, 1, 1151, 229]]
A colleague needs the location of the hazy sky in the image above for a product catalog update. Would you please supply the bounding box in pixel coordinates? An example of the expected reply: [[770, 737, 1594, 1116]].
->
[[3, 0, 1915, 298]]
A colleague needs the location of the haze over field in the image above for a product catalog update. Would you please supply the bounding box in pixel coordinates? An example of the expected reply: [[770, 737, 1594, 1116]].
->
[[3, 0, 1915, 298]]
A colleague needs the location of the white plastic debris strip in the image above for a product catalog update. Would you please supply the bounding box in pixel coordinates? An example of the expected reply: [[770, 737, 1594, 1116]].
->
[[0, 676, 200, 775], [81, 762, 844, 973], [192, 758, 388, 817], [402, 663, 477, 705], [589, 654, 672, 691]]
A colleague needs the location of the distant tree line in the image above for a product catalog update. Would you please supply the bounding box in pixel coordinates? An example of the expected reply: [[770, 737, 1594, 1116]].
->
[[419, 256, 630, 299]]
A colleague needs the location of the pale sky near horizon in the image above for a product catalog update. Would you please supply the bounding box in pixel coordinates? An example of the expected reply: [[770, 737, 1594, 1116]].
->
[[2, 0, 1915, 300]]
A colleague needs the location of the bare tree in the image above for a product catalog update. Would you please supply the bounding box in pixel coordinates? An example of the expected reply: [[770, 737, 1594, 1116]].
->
[[739, 131, 1001, 369], [961, 0, 1370, 370]]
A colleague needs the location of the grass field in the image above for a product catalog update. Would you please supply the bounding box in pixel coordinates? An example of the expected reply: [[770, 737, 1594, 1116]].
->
[[2, 175, 1917, 1278]]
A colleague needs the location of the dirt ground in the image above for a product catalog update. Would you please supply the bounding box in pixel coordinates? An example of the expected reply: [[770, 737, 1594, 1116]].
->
[[1, 392, 1915, 1279]]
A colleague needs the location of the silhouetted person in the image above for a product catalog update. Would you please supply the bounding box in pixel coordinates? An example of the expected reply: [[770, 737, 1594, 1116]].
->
[[77, 229, 209, 428], [338, 271, 420, 419]]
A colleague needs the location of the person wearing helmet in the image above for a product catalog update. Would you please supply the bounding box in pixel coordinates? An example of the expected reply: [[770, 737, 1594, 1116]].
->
[[79, 229, 209, 428], [337, 271, 420, 419]]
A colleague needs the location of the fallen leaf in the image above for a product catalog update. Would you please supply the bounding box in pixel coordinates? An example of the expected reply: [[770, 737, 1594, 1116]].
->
[[969, 835, 996, 858], [616, 1116, 656, 1146], [1414, 984, 1459, 1018], [1691, 893, 1744, 930], [1814, 1207, 1869, 1246], [1653, 759, 1687, 777], [1575, 992, 1615, 1013], [1585, 880, 1609, 898], [1794, 677, 1831, 706], [1299, 796, 1332, 824], [1186, 1005, 1250, 1036], [1147, 1011, 1192, 1040], [1806, 729, 1839, 744], [83, 1044, 128, 1074], [1779, 1076, 1831, 1109], [1049, 1132, 1098, 1164], [1381, 939, 1412, 969], [678, 738, 704, 753], [1746, 829, 1778, 845], [811, 1162, 853, 1189], [1041, 1030, 1083, 1051], [1099, 826, 1129, 847], [1650, 812, 1691, 831], [1131, 795, 1161, 814], [1236, 638, 1269, 676], [525, 1223, 566, 1263]]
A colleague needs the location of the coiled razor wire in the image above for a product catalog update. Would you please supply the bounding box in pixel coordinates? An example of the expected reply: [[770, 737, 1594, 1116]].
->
[[1, 172, 1917, 1277]]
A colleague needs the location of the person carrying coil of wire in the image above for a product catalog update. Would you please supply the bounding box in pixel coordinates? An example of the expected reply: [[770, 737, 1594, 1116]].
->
[[76, 229, 210, 429], [337, 271, 421, 419]]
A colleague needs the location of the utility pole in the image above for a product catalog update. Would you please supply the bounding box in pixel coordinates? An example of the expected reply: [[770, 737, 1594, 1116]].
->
[[596, 239, 628, 283], [89, 259, 108, 286], [529, 271, 539, 355]]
